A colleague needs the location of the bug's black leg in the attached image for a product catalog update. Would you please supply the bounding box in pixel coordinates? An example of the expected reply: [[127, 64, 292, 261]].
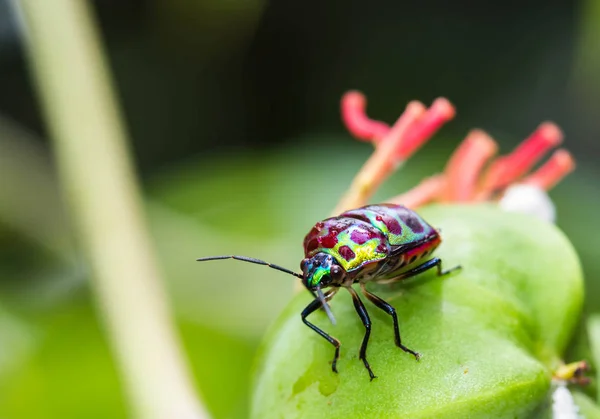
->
[[360, 283, 420, 360], [346, 287, 377, 381], [435, 258, 462, 277], [379, 257, 461, 284], [301, 290, 341, 373]]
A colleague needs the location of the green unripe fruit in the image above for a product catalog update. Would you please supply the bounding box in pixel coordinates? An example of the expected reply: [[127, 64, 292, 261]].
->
[[251, 204, 584, 419]]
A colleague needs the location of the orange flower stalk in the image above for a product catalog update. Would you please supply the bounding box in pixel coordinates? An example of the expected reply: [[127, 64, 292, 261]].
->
[[334, 92, 455, 214], [523, 149, 576, 191], [336, 90, 575, 214]]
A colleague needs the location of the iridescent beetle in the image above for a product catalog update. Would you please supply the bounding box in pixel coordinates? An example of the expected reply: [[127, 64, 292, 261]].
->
[[197, 203, 460, 380]]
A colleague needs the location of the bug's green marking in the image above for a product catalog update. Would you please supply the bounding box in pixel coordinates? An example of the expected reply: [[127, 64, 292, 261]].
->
[[307, 265, 331, 288]]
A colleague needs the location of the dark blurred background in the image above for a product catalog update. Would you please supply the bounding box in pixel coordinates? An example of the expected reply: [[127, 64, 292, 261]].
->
[[1, 0, 599, 418]]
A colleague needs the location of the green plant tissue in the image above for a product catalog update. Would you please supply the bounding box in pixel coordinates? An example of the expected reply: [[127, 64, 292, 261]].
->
[[251, 204, 584, 419]]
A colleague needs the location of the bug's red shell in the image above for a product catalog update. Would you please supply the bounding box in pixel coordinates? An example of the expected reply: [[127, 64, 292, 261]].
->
[[303, 204, 440, 272]]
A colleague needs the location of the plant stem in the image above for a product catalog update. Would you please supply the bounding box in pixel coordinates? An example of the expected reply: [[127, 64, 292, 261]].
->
[[15, 1, 208, 418], [588, 315, 600, 403]]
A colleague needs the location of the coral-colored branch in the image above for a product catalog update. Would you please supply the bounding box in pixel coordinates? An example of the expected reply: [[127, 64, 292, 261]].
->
[[382, 100, 427, 163], [442, 130, 498, 202], [332, 101, 428, 214], [481, 122, 563, 192], [341, 91, 390, 142], [337, 90, 573, 218], [388, 175, 446, 209], [395, 98, 456, 160], [523, 149, 575, 190]]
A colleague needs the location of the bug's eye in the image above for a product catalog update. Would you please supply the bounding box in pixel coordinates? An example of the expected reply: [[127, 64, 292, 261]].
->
[[300, 258, 310, 273], [330, 265, 343, 280]]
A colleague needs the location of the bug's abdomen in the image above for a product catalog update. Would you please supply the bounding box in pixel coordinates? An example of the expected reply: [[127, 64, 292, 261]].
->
[[303, 217, 390, 272], [367, 232, 442, 281], [341, 204, 438, 246]]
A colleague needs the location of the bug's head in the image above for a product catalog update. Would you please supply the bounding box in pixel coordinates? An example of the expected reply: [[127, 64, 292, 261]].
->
[[300, 253, 345, 291]]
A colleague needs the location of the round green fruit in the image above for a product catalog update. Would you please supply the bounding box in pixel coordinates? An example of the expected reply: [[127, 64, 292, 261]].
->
[[251, 204, 584, 419]]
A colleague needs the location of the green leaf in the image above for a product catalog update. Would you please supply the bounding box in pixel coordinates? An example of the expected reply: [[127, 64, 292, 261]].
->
[[251, 204, 584, 419]]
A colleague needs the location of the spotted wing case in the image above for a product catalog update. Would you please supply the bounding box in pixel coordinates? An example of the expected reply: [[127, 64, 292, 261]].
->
[[303, 204, 439, 272]]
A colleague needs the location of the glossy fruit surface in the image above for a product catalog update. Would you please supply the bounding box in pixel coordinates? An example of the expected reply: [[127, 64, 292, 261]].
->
[[251, 204, 584, 419]]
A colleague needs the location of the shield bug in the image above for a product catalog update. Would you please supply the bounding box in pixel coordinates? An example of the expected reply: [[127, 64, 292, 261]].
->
[[197, 203, 460, 380]]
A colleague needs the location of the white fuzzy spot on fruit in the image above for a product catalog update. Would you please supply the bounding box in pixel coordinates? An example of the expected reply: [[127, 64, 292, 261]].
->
[[499, 184, 556, 223]]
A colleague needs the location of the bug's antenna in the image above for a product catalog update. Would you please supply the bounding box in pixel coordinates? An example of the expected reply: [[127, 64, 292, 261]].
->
[[196, 255, 303, 279], [316, 286, 337, 325]]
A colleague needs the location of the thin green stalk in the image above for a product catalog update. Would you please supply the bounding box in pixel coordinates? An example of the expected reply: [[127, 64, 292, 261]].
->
[[588, 315, 600, 403], [15, 1, 208, 418]]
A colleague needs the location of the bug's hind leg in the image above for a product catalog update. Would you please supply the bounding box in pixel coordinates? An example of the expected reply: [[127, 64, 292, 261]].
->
[[377, 257, 461, 285], [360, 283, 420, 360], [301, 290, 341, 373], [434, 258, 462, 277], [346, 286, 377, 381]]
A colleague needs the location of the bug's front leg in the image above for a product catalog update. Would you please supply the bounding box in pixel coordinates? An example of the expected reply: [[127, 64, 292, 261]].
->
[[301, 290, 341, 373], [346, 287, 377, 381]]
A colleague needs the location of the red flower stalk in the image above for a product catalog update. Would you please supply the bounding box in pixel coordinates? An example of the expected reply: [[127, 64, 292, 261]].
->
[[341, 91, 390, 141], [396, 98, 455, 160], [522, 149, 576, 191], [334, 92, 454, 214], [336, 90, 575, 214], [441, 129, 498, 202], [479, 122, 564, 197]]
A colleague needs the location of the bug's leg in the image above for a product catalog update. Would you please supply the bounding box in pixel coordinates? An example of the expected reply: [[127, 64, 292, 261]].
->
[[434, 258, 462, 277], [360, 283, 420, 360], [301, 290, 341, 373], [346, 286, 377, 381], [380, 257, 461, 284]]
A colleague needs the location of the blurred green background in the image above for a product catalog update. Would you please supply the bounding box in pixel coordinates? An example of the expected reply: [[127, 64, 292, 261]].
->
[[1, 0, 600, 417]]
